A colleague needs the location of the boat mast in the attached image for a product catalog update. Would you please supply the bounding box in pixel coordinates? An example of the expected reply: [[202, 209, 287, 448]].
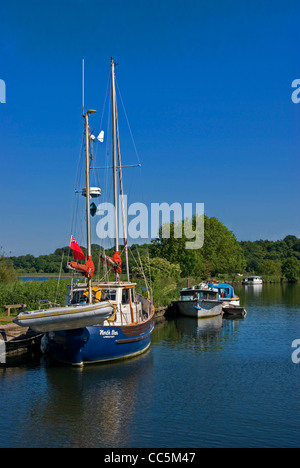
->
[[115, 100, 130, 282], [110, 59, 133, 321], [111, 57, 119, 256], [84, 109, 96, 302]]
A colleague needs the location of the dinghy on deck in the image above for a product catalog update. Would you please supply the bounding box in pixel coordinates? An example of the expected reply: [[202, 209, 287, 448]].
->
[[14, 301, 116, 333]]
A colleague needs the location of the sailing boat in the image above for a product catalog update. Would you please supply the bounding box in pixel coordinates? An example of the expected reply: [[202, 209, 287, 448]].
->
[[14, 58, 155, 366]]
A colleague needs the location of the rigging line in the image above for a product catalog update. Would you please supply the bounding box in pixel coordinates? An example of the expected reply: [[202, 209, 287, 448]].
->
[[115, 97, 130, 280], [136, 245, 150, 293], [98, 72, 111, 134], [115, 77, 146, 224], [93, 71, 110, 164], [146, 247, 153, 295], [55, 251, 65, 304], [115, 78, 141, 165], [128, 246, 149, 292]]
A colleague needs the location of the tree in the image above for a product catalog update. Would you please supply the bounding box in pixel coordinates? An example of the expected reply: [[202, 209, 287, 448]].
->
[[258, 260, 282, 276], [202, 217, 246, 275], [240, 235, 300, 273], [283, 235, 298, 249], [132, 256, 181, 283], [151, 215, 246, 278], [282, 257, 300, 283]]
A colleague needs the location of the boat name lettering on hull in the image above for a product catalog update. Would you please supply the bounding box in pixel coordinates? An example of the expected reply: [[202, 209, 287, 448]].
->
[[100, 329, 119, 337]]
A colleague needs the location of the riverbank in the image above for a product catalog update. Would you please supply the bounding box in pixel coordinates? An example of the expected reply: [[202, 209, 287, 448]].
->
[[1, 276, 298, 318], [0, 279, 69, 317]]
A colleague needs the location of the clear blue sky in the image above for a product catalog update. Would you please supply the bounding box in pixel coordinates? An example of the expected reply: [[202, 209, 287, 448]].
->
[[0, 0, 299, 256]]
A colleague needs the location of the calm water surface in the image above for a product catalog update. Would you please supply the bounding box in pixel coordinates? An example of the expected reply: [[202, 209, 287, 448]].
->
[[1, 284, 299, 448]]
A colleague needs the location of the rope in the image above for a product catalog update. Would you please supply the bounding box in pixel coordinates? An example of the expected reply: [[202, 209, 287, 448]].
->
[[115, 79, 141, 165], [0, 333, 43, 344], [128, 246, 150, 294]]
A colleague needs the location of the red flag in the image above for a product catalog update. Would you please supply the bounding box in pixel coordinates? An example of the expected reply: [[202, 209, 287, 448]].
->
[[70, 236, 85, 260]]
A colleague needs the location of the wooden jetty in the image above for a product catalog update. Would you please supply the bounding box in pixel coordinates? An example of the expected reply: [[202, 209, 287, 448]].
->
[[3, 304, 26, 317], [0, 323, 43, 364]]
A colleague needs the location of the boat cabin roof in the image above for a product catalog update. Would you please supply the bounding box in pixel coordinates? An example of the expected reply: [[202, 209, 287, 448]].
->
[[208, 282, 235, 298], [180, 287, 217, 294], [69, 281, 137, 290], [208, 282, 234, 291]]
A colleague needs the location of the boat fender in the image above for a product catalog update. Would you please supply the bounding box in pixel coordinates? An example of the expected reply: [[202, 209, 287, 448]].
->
[[194, 305, 202, 311]]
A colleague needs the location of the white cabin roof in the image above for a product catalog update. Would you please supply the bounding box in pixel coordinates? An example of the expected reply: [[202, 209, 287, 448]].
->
[[71, 281, 137, 289]]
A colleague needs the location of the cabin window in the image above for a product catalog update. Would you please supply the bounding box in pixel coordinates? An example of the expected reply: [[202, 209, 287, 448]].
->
[[219, 288, 230, 298], [122, 289, 130, 304], [199, 291, 210, 299], [181, 292, 197, 301], [70, 290, 87, 304], [101, 289, 117, 301], [199, 291, 218, 300], [132, 289, 136, 302]]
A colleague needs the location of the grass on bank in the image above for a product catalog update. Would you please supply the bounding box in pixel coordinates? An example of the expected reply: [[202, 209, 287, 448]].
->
[[0, 279, 69, 322], [0, 276, 196, 323]]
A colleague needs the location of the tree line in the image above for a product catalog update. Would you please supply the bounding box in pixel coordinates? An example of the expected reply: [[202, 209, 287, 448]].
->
[[1, 216, 300, 284], [240, 235, 300, 282]]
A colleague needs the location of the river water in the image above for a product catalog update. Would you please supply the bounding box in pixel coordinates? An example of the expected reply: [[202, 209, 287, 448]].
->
[[0, 284, 299, 448]]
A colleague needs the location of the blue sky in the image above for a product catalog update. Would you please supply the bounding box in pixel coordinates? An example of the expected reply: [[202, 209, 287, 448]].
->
[[0, 0, 299, 256]]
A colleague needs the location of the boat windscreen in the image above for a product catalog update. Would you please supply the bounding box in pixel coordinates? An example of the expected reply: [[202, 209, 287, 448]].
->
[[101, 289, 117, 301], [69, 288, 117, 304]]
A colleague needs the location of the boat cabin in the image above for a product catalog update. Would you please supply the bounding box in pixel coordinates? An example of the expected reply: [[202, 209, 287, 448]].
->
[[242, 276, 263, 285], [208, 283, 236, 299], [179, 287, 219, 302], [66, 281, 151, 326]]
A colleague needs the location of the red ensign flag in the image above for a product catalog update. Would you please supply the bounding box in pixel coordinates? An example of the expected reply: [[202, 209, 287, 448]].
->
[[70, 236, 85, 260]]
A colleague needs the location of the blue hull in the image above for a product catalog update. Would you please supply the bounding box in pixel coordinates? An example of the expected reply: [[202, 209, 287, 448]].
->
[[46, 316, 155, 366]]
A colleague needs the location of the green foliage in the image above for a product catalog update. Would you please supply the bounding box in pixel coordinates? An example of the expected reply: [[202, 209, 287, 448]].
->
[[151, 215, 246, 278], [241, 235, 300, 282], [0, 279, 69, 314], [258, 260, 282, 276], [151, 278, 179, 307], [282, 257, 300, 283], [202, 217, 246, 275], [0, 256, 17, 283], [10, 252, 68, 274], [132, 256, 181, 282]]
